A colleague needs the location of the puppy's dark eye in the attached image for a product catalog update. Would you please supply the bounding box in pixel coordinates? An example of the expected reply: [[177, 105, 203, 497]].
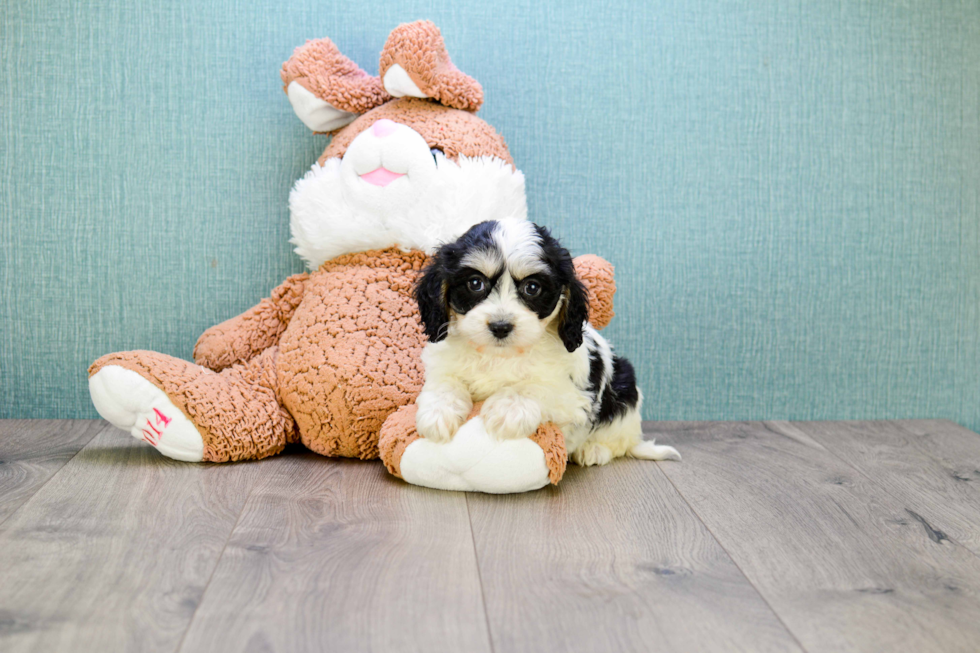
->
[[467, 277, 485, 293], [521, 280, 541, 297]]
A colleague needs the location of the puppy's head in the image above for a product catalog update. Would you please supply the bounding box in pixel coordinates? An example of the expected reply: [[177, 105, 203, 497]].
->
[[415, 220, 588, 353]]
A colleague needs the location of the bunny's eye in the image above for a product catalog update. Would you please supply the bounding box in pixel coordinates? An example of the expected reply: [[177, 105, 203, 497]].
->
[[430, 147, 444, 164]]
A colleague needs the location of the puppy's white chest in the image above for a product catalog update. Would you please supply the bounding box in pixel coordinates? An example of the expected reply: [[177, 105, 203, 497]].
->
[[452, 344, 591, 425]]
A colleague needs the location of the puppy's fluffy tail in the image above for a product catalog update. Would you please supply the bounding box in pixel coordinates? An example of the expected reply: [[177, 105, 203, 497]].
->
[[629, 440, 682, 462]]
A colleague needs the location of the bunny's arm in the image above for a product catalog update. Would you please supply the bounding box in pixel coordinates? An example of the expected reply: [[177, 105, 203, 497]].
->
[[193, 273, 309, 371], [573, 255, 616, 330]]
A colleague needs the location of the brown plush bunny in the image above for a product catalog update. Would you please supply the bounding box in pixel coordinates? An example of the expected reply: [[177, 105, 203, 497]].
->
[[88, 21, 616, 493]]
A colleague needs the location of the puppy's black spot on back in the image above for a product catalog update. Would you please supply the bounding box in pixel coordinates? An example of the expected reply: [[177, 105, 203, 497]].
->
[[587, 348, 605, 396], [596, 356, 639, 424], [611, 356, 639, 406]]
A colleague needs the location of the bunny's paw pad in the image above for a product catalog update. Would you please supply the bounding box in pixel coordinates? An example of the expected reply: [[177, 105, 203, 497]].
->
[[89, 366, 205, 462]]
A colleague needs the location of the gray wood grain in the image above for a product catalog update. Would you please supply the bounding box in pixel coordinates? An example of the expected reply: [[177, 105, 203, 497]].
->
[[178, 453, 493, 653], [652, 420, 980, 653], [0, 424, 262, 652], [466, 458, 804, 653], [0, 420, 106, 527], [783, 420, 980, 558], [7, 418, 980, 653]]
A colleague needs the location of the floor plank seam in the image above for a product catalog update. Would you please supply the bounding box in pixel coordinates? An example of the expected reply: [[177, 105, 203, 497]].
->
[[173, 477, 259, 653], [0, 421, 109, 531], [464, 494, 498, 653], [653, 462, 811, 653], [783, 421, 980, 564]]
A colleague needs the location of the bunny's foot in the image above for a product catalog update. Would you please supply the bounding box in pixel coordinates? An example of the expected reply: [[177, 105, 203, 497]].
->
[[90, 364, 205, 461], [89, 348, 295, 462]]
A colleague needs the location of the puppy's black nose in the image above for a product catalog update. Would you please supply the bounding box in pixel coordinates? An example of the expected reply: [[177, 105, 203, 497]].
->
[[488, 321, 514, 340]]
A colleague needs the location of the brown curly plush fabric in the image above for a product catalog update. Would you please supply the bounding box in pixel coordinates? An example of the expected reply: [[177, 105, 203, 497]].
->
[[88, 347, 297, 462], [528, 423, 567, 485], [319, 98, 513, 167], [281, 38, 390, 115], [377, 403, 422, 479], [89, 249, 615, 464], [377, 403, 568, 485], [379, 20, 483, 112], [573, 254, 616, 330], [194, 272, 309, 372], [278, 248, 430, 459]]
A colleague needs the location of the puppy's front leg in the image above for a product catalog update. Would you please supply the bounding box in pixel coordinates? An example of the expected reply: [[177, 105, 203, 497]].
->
[[481, 389, 542, 441], [415, 380, 472, 444]]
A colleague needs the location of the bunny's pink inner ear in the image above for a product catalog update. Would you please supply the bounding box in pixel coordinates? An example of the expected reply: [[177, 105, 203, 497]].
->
[[281, 37, 391, 130], [378, 20, 484, 112]]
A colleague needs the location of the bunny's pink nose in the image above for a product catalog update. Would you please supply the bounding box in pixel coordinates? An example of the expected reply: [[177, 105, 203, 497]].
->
[[371, 119, 398, 137]]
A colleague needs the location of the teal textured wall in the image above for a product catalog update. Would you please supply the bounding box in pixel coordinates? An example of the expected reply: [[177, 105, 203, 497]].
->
[[2, 1, 979, 426]]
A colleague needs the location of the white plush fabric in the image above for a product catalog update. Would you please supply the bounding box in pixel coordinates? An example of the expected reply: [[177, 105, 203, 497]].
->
[[382, 63, 429, 99], [89, 366, 205, 462], [286, 81, 357, 132], [289, 121, 527, 268], [399, 416, 551, 493]]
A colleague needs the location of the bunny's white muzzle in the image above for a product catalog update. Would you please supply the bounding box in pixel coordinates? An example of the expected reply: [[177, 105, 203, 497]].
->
[[289, 120, 528, 269]]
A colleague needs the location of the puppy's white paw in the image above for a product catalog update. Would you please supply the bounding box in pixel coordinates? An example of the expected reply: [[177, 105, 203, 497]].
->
[[415, 407, 461, 444], [572, 443, 613, 467], [415, 390, 471, 443], [482, 391, 541, 441]]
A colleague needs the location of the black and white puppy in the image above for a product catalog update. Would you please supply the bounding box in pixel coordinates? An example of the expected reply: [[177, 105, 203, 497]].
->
[[414, 219, 680, 466]]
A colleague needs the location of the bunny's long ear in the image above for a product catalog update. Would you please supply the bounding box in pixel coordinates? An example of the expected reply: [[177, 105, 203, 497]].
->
[[281, 38, 391, 133], [379, 21, 484, 112]]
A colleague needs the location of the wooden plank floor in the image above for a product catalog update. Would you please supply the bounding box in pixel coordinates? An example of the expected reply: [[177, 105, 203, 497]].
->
[[1, 419, 979, 652]]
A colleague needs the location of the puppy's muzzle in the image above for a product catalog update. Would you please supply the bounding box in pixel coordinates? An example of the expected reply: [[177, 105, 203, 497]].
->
[[488, 320, 514, 340]]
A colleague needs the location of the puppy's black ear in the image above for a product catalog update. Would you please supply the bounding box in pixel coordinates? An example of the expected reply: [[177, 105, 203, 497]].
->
[[534, 223, 589, 353], [415, 256, 450, 342], [558, 277, 589, 352]]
